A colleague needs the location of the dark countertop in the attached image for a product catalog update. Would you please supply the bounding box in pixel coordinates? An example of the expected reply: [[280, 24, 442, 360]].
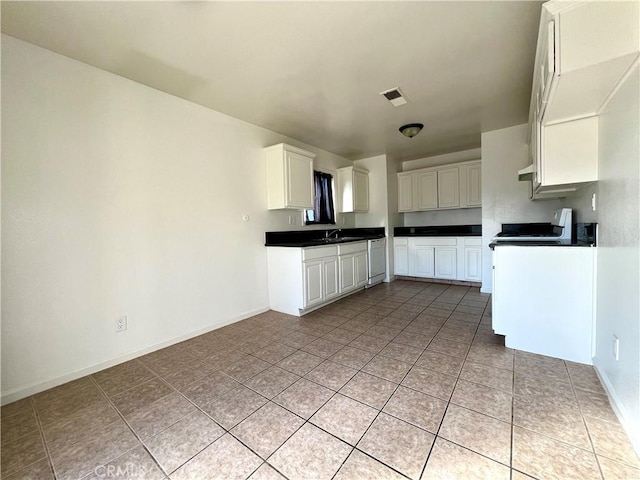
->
[[265, 227, 385, 247], [490, 240, 595, 249], [490, 223, 597, 249], [394, 225, 481, 237]]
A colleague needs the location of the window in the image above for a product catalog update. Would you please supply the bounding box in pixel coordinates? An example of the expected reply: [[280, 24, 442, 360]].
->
[[305, 170, 336, 225]]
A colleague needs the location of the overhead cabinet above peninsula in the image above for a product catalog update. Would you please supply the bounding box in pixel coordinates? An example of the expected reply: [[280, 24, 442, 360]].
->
[[398, 160, 481, 212], [526, 0, 639, 198]]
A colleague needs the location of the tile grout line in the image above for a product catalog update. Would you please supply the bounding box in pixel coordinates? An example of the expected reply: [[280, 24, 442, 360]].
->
[[418, 286, 483, 480], [87, 374, 171, 479], [6, 281, 632, 480], [270, 282, 461, 480], [567, 361, 607, 480], [330, 283, 491, 478], [7, 282, 555, 480], [326, 283, 447, 480], [25, 396, 57, 479]]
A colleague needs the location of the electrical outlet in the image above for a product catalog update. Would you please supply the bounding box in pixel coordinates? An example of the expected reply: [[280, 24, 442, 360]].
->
[[115, 315, 127, 333], [613, 335, 619, 361], [592, 193, 597, 211]]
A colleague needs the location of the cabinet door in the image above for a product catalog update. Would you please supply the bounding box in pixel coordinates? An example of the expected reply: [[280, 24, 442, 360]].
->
[[437, 167, 460, 208], [339, 254, 356, 294], [397, 174, 413, 212], [285, 150, 314, 209], [354, 252, 368, 288], [466, 163, 482, 207], [434, 247, 457, 280], [394, 239, 409, 275], [412, 245, 435, 278], [353, 170, 369, 212], [415, 171, 438, 210], [463, 247, 482, 282], [324, 257, 339, 300], [542, 116, 598, 187], [303, 260, 323, 308]]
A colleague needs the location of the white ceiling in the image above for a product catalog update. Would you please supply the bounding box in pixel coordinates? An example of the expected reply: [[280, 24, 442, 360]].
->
[[1, 1, 544, 161]]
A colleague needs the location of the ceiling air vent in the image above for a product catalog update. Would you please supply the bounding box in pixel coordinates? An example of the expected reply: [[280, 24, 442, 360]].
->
[[379, 87, 408, 107]]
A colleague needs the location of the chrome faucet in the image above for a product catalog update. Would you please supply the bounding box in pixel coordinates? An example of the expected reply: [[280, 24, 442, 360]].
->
[[325, 229, 341, 239]]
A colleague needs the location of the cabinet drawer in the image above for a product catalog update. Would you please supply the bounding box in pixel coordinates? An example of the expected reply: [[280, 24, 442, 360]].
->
[[411, 237, 457, 247], [394, 237, 409, 246], [464, 237, 482, 246], [303, 245, 339, 261], [338, 241, 367, 255]]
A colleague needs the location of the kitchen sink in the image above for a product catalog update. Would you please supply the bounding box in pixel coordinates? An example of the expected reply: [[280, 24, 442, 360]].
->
[[314, 236, 367, 244]]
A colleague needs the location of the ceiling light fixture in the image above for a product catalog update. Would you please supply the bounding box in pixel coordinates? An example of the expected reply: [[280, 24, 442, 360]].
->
[[399, 123, 424, 138]]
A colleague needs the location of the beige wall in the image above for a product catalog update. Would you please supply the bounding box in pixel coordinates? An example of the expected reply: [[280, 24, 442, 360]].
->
[[590, 63, 640, 452], [0, 35, 351, 402], [480, 124, 561, 292]]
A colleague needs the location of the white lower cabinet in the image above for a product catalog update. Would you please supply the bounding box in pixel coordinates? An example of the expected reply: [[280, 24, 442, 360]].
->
[[267, 242, 368, 316], [492, 245, 594, 364], [339, 255, 357, 293], [462, 237, 483, 282], [434, 247, 457, 280], [413, 245, 435, 277], [354, 252, 368, 288], [303, 259, 324, 308], [338, 242, 368, 294], [304, 255, 340, 307], [394, 238, 409, 275], [409, 238, 457, 280], [394, 236, 482, 282], [323, 256, 339, 301]]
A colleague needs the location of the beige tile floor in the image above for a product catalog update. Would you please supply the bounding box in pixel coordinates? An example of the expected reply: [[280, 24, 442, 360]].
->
[[2, 280, 639, 480]]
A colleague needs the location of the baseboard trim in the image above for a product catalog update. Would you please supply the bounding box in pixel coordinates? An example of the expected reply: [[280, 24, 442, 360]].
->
[[395, 276, 482, 288], [593, 355, 640, 457], [1, 306, 270, 405]]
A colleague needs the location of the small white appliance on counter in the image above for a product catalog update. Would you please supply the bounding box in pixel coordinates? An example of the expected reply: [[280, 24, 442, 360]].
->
[[367, 238, 386, 287], [493, 208, 572, 242]]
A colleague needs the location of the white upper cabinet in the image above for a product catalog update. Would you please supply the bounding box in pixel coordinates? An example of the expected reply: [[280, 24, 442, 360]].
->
[[415, 171, 438, 210], [461, 162, 482, 207], [397, 160, 481, 212], [265, 143, 315, 210], [542, 116, 598, 187], [542, 1, 639, 123], [397, 173, 414, 212], [337, 166, 369, 213], [437, 167, 460, 209], [527, 1, 639, 197]]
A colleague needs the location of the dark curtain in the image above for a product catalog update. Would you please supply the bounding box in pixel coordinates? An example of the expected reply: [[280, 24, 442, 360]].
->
[[311, 171, 335, 224]]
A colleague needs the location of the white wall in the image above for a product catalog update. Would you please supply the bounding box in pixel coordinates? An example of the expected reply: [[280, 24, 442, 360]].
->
[[353, 154, 402, 282], [591, 63, 640, 453], [562, 182, 598, 224], [402, 148, 481, 171], [480, 124, 562, 292], [0, 36, 352, 402], [354, 155, 388, 229], [386, 157, 403, 280], [403, 208, 481, 227]]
